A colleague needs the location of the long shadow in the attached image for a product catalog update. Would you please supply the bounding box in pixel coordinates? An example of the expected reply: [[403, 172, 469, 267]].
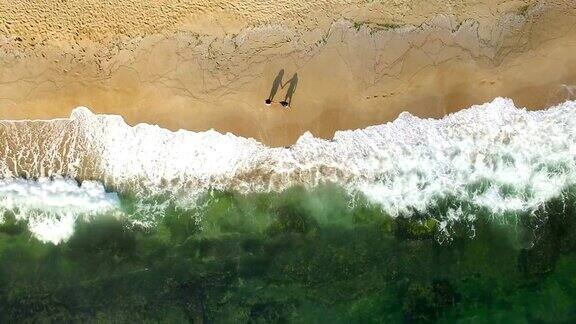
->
[[283, 73, 298, 106], [268, 69, 285, 101]]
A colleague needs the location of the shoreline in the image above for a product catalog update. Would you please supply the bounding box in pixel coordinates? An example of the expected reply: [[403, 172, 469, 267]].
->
[[0, 95, 570, 143], [1, 1, 576, 146]]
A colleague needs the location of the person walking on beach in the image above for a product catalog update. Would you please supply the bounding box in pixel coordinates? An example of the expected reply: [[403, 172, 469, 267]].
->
[[264, 70, 297, 109], [266, 70, 284, 107], [280, 73, 298, 109], [264, 99, 288, 108]]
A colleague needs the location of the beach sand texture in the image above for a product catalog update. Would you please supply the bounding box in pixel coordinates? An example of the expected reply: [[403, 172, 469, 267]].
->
[[1, 0, 576, 146]]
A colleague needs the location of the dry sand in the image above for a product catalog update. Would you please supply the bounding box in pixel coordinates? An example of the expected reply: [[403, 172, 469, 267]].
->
[[1, 0, 576, 146]]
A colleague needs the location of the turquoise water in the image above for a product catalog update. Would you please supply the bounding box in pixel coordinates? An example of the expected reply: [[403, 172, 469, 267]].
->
[[1, 185, 576, 322]]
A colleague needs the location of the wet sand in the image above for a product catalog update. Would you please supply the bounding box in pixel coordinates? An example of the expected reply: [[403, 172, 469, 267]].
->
[[1, 0, 576, 146]]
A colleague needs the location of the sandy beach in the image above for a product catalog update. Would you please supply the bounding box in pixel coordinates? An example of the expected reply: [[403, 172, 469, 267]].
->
[[1, 0, 576, 146]]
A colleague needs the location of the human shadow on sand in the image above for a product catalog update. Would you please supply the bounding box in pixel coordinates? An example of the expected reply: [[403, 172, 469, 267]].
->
[[282, 73, 298, 106], [267, 69, 285, 102]]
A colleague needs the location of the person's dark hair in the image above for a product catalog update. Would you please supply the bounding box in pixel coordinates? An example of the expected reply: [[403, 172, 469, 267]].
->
[[265, 99, 272, 104], [280, 101, 289, 107]]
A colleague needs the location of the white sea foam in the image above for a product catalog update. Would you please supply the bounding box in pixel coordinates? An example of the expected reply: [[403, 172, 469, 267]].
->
[[1, 97, 576, 240], [0, 178, 120, 244], [76, 98, 576, 212]]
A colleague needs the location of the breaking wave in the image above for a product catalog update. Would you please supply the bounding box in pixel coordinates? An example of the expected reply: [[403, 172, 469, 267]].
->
[[1, 97, 576, 242], [0, 178, 119, 243]]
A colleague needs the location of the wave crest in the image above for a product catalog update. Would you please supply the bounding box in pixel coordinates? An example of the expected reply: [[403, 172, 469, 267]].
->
[[0, 178, 119, 243]]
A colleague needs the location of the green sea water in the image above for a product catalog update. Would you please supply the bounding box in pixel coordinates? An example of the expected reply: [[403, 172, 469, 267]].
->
[[1, 185, 576, 322]]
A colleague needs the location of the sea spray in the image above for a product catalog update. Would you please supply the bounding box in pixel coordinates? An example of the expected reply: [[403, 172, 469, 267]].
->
[[0, 177, 119, 243]]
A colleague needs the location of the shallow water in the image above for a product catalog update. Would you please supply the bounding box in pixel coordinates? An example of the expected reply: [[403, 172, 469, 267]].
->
[[1, 185, 576, 322]]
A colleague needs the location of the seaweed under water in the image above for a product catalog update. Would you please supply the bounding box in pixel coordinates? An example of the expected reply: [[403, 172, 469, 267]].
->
[[1, 185, 576, 323]]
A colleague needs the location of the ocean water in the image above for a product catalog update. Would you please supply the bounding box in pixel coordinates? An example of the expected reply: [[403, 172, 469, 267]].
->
[[1, 98, 576, 321]]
